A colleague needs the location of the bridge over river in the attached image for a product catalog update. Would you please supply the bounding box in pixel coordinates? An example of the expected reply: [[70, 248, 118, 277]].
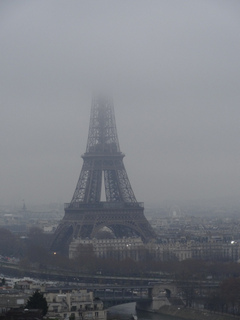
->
[[92, 285, 152, 307], [46, 283, 176, 308]]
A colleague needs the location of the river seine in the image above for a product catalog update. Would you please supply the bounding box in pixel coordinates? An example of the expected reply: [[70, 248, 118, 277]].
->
[[108, 303, 184, 320]]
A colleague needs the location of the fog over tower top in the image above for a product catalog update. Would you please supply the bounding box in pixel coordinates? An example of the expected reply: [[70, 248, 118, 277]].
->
[[86, 95, 121, 154]]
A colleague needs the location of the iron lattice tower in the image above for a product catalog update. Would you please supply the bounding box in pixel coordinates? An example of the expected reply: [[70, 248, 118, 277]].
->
[[52, 96, 155, 253]]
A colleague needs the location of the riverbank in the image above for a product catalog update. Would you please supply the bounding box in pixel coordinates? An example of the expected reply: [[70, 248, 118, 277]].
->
[[158, 305, 240, 320]]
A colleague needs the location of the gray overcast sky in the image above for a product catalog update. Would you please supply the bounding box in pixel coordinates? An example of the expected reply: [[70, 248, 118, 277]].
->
[[1, 0, 240, 208]]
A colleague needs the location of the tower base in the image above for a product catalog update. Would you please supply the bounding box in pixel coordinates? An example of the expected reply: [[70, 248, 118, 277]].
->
[[51, 202, 155, 254]]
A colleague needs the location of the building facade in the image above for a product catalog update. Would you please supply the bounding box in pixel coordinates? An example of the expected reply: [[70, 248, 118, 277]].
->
[[69, 237, 145, 260], [45, 290, 107, 320]]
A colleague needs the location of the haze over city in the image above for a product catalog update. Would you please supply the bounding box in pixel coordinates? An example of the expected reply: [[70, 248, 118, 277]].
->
[[1, 1, 240, 207]]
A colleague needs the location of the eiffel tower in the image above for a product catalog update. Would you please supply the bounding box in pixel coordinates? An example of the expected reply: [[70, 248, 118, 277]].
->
[[51, 96, 155, 254]]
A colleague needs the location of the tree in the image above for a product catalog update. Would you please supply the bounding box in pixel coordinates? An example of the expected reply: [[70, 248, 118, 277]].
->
[[220, 278, 240, 314], [27, 227, 51, 248], [25, 290, 48, 316], [73, 243, 97, 273], [0, 227, 20, 256]]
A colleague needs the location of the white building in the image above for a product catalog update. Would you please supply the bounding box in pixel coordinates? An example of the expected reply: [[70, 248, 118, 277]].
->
[[69, 237, 144, 260], [45, 289, 107, 320]]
